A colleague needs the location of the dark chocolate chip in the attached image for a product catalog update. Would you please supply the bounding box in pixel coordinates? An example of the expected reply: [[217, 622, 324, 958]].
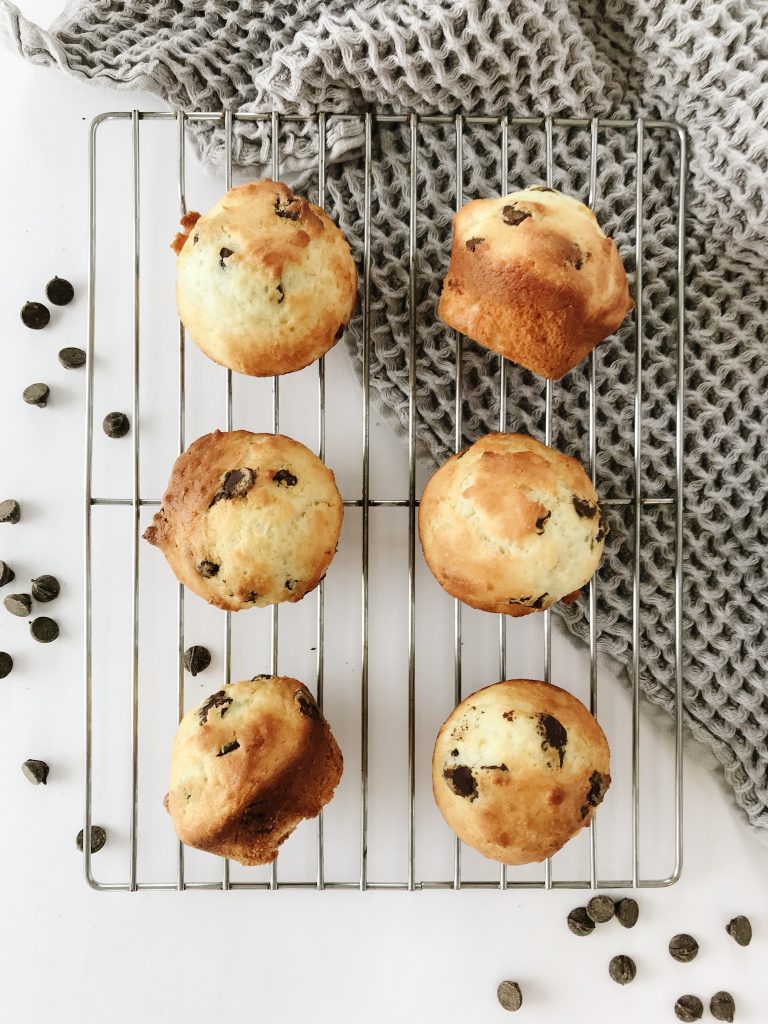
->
[[216, 740, 240, 757], [276, 282, 285, 303], [580, 770, 609, 819], [23, 383, 50, 407], [537, 713, 567, 768], [616, 898, 639, 929], [528, 185, 556, 192], [219, 246, 234, 268], [0, 500, 21, 524], [273, 468, 298, 486], [0, 652, 12, 678], [30, 616, 59, 643], [245, 591, 259, 603], [675, 995, 703, 1022], [573, 495, 597, 518], [535, 510, 551, 534], [59, 347, 86, 369], [501, 204, 531, 227], [566, 243, 584, 270], [21, 759, 49, 785], [197, 560, 219, 578], [669, 933, 699, 963], [197, 690, 233, 726], [596, 509, 609, 543], [4, 593, 32, 617], [531, 593, 548, 610], [450, 748, 459, 756], [0, 561, 15, 587], [251, 673, 273, 680], [193, 234, 199, 244], [46, 277, 74, 306], [274, 193, 301, 220], [567, 907, 595, 936], [480, 763, 508, 771], [586, 894, 615, 924], [465, 237, 484, 252], [184, 645, 211, 677], [503, 710, 515, 721], [295, 690, 321, 719], [443, 765, 477, 800], [103, 412, 130, 438], [210, 467, 257, 506], [710, 991, 735, 1022], [31, 575, 60, 603], [284, 579, 295, 591], [77, 825, 107, 853], [21, 301, 50, 330], [725, 915, 751, 946], [496, 981, 523, 1012], [609, 955, 636, 986]]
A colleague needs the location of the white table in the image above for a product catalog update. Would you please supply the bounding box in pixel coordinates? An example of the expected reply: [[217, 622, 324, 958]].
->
[[1, 13, 765, 1022]]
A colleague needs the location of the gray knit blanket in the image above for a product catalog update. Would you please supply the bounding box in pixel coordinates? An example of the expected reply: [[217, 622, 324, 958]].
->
[[3, 1, 766, 845]]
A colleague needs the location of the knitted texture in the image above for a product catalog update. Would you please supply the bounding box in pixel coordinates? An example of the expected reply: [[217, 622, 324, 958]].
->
[[2, 1, 767, 843]]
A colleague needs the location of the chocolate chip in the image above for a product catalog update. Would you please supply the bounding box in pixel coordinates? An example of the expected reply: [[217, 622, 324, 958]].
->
[[295, 690, 321, 719], [31, 617, 59, 643], [284, 579, 296, 591], [573, 495, 597, 518], [710, 991, 735, 1022], [197, 690, 233, 725], [251, 673, 273, 680], [103, 412, 130, 438], [273, 468, 297, 486], [725, 915, 751, 946], [77, 825, 107, 853], [580, 770, 609, 819], [21, 759, 49, 785], [537, 713, 567, 767], [0, 561, 15, 587], [245, 591, 259, 603], [675, 995, 703, 1022], [566, 243, 584, 270], [184, 645, 211, 677], [501, 204, 531, 227], [219, 246, 235, 268], [197, 560, 219, 578], [586, 894, 615, 924], [193, 234, 199, 244], [216, 740, 240, 757], [480, 763, 508, 771], [616, 898, 639, 929], [46, 277, 74, 305], [465, 237, 484, 251], [274, 193, 301, 220], [503, 710, 515, 721], [59, 347, 86, 369], [531, 593, 548, 610], [450, 748, 459, 756], [0, 652, 12, 678], [4, 593, 32, 617], [0, 500, 21, 524], [31, 575, 60, 603], [669, 933, 699, 963], [596, 510, 609, 543], [609, 955, 636, 986], [23, 383, 50, 407], [567, 907, 595, 936], [443, 765, 477, 800], [528, 185, 556, 192], [496, 981, 523, 1012], [535, 510, 551, 533], [276, 282, 285, 303], [211, 467, 257, 506], [21, 301, 50, 330]]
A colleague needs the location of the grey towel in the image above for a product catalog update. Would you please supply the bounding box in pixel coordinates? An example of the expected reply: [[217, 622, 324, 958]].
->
[[2, 1, 766, 843]]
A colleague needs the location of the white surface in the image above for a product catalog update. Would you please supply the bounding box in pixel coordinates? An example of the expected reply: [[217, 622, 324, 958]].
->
[[0, 27, 766, 1024]]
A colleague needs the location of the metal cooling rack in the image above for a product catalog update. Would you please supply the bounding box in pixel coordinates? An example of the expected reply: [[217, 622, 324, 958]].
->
[[84, 111, 687, 891]]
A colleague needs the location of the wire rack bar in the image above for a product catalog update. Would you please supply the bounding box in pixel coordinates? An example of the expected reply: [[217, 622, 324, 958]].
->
[[176, 112, 187, 892], [452, 113, 464, 891], [316, 111, 328, 891]]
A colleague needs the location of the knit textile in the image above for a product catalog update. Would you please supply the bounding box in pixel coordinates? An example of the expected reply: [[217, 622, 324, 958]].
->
[[2, 1, 767, 843]]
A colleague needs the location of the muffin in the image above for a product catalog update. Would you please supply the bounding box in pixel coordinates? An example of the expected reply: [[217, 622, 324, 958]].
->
[[173, 180, 357, 376], [167, 676, 343, 865], [433, 679, 611, 865], [144, 430, 343, 611], [418, 432, 607, 616], [438, 186, 633, 379]]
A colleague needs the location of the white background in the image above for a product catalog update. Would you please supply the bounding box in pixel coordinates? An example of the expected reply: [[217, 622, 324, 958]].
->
[[1, 7, 766, 1022]]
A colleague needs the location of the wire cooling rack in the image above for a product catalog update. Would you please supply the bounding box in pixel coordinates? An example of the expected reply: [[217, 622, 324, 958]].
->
[[84, 110, 687, 892]]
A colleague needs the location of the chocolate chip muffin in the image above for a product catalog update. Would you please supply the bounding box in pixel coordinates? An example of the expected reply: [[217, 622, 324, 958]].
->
[[167, 676, 343, 865], [418, 432, 606, 616], [438, 186, 633, 379], [433, 679, 611, 865], [144, 430, 343, 611], [173, 180, 357, 376]]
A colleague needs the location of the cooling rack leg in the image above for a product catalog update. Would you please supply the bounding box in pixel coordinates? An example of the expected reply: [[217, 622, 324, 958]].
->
[[498, 115, 509, 893], [407, 113, 418, 892], [316, 112, 327, 892], [543, 115, 554, 892], [452, 114, 464, 892], [176, 111, 187, 892], [222, 109, 234, 893]]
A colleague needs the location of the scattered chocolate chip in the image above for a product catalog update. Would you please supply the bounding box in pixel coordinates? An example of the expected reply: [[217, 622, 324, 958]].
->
[[531, 593, 548, 610], [245, 591, 259, 603], [573, 495, 597, 518], [193, 234, 199, 244], [480, 763, 508, 771], [567, 907, 595, 937], [103, 412, 130, 438], [273, 468, 297, 486], [725, 915, 751, 946], [184, 645, 211, 677], [284, 579, 296, 591], [219, 246, 234, 268], [465, 237, 484, 252], [31, 575, 60, 603], [276, 282, 285, 303], [216, 740, 240, 757], [31, 616, 59, 643], [59, 347, 86, 369], [596, 510, 609, 543], [669, 934, 699, 963], [580, 770, 609, 819], [528, 185, 556, 192], [608, 955, 636, 986], [197, 690, 233, 726], [21, 759, 49, 785], [675, 995, 703, 1022], [443, 765, 477, 800], [274, 192, 301, 220], [535, 510, 551, 533], [566, 243, 584, 270], [450, 748, 459, 756], [587, 894, 615, 924], [23, 383, 50, 407], [46, 277, 74, 305], [4, 593, 32, 617], [251, 673, 273, 680], [0, 652, 12, 678], [77, 825, 107, 853], [21, 301, 50, 330], [537, 713, 567, 768], [0, 500, 21, 524], [710, 991, 735, 1022], [295, 690, 321, 719], [197, 560, 219, 578], [496, 981, 523, 1012], [503, 710, 515, 721], [211, 468, 256, 506], [0, 561, 15, 587], [616, 898, 639, 929], [501, 204, 531, 227]]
